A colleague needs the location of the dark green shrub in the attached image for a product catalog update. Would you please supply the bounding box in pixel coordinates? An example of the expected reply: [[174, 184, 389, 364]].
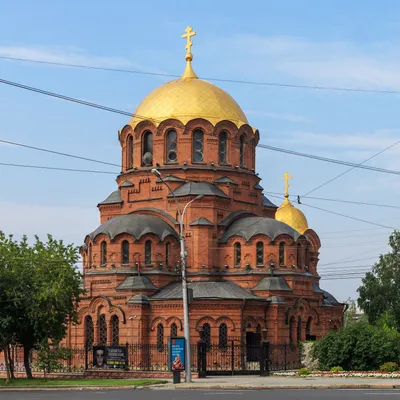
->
[[312, 321, 400, 371], [330, 366, 344, 372], [380, 362, 398, 372]]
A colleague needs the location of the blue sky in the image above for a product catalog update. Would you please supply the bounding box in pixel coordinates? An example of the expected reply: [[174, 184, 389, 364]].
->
[[1, 0, 400, 301]]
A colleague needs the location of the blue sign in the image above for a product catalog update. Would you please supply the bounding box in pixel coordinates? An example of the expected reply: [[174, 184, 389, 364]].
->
[[169, 337, 185, 371]]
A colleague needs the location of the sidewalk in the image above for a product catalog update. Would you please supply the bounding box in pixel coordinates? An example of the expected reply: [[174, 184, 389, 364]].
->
[[157, 375, 400, 390]]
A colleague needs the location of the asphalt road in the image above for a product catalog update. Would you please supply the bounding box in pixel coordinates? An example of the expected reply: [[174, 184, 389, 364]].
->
[[2, 390, 400, 399]]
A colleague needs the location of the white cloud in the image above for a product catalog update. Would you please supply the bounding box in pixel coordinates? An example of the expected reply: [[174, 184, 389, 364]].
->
[[205, 35, 400, 90]]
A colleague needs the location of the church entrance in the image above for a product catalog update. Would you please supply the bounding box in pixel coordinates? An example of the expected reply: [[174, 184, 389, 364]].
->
[[246, 332, 261, 362]]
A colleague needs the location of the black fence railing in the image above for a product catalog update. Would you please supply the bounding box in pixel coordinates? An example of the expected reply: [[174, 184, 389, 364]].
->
[[2, 341, 301, 375]]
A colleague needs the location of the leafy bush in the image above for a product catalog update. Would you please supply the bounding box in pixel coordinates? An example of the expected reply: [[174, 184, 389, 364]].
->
[[330, 366, 344, 372], [379, 362, 398, 372], [298, 368, 311, 376], [312, 321, 400, 371]]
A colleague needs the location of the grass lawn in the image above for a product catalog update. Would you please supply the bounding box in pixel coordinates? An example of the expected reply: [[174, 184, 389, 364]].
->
[[0, 378, 167, 387]]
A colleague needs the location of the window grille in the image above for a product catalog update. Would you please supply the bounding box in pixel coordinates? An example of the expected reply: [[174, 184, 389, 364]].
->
[[218, 131, 228, 164], [218, 323, 228, 350], [202, 323, 211, 349], [166, 130, 178, 162], [157, 323, 164, 352], [111, 315, 119, 345], [99, 314, 107, 345], [256, 242, 264, 266], [85, 316, 94, 348], [170, 323, 178, 338], [193, 130, 204, 162]]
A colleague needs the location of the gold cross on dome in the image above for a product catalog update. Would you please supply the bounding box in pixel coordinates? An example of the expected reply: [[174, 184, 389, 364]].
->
[[282, 171, 292, 198], [182, 26, 196, 56]]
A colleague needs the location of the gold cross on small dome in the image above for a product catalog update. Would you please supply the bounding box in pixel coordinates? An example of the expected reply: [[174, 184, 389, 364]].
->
[[182, 26, 196, 60], [282, 171, 292, 198]]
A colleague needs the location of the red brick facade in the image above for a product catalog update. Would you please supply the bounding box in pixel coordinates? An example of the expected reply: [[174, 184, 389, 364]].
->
[[64, 73, 344, 353]]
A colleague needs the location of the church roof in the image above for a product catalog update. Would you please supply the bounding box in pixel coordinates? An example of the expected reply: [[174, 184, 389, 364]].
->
[[151, 281, 264, 301], [127, 294, 150, 304], [253, 276, 292, 292], [262, 195, 277, 208], [219, 216, 302, 243], [189, 217, 214, 226], [88, 214, 178, 241], [254, 183, 264, 190], [98, 190, 122, 205], [116, 276, 158, 291], [120, 180, 134, 187], [169, 181, 229, 199], [156, 174, 186, 183], [128, 44, 249, 129], [213, 176, 238, 185]]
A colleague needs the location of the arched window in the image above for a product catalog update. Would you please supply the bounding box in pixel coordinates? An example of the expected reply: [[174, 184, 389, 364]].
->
[[202, 323, 211, 349], [218, 131, 228, 164], [297, 316, 302, 342], [111, 315, 119, 345], [306, 317, 312, 340], [142, 131, 153, 166], [305, 244, 310, 268], [85, 316, 94, 348], [165, 242, 170, 266], [99, 314, 107, 345], [121, 240, 129, 265], [88, 244, 92, 266], [279, 242, 285, 266], [219, 323, 228, 350], [157, 323, 164, 352], [126, 135, 134, 169], [166, 130, 178, 163], [239, 135, 246, 167], [289, 316, 295, 344], [234, 242, 241, 267], [256, 242, 264, 266], [145, 240, 152, 265], [193, 129, 204, 162], [101, 241, 107, 265], [297, 243, 302, 267], [170, 322, 178, 338]]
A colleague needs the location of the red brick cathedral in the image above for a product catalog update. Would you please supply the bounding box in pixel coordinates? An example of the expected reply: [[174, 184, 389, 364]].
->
[[66, 27, 343, 350]]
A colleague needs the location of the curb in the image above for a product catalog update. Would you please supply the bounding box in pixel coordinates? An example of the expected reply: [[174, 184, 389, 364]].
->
[[161, 384, 400, 390], [0, 384, 164, 392]]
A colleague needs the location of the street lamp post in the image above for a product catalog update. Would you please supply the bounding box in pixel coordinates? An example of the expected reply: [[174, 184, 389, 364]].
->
[[151, 168, 203, 383]]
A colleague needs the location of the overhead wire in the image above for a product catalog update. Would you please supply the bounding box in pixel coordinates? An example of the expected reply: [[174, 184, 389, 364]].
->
[[2, 77, 400, 177], [3, 55, 400, 95]]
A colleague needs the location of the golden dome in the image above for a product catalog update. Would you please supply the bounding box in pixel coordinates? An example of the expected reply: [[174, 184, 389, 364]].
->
[[275, 171, 309, 234], [129, 57, 248, 129], [275, 198, 309, 234]]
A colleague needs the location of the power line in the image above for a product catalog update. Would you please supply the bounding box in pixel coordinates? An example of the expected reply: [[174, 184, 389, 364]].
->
[[3, 55, 400, 95], [0, 139, 121, 168], [257, 143, 400, 177], [302, 139, 400, 197], [318, 256, 380, 266], [301, 201, 397, 230], [2, 76, 400, 178], [264, 191, 400, 210], [0, 162, 117, 174]]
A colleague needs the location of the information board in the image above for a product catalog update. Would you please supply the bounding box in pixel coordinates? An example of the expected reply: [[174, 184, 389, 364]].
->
[[169, 337, 185, 371], [93, 346, 127, 369]]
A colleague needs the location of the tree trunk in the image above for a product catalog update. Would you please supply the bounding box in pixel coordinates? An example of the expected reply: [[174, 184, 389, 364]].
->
[[4, 347, 11, 384], [7, 345, 15, 379], [23, 346, 33, 379]]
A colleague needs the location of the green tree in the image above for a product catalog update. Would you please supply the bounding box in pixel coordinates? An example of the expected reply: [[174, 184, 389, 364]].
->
[[35, 342, 72, 378], [0, 232, 83, 378], [358, 231, 400, 330]]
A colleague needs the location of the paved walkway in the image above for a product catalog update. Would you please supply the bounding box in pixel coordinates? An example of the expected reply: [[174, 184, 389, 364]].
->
[[158, 375, 400, 390]]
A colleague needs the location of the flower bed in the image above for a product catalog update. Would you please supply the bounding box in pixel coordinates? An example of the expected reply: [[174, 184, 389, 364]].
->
[[273, 371, 400, 378]]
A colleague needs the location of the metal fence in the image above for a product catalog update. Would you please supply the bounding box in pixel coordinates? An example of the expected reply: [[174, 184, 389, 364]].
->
[[2, 341, 301, 375]]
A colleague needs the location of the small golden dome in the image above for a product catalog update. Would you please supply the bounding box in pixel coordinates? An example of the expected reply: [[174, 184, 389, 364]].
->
[[275, 171, 309, 234], [129, 27, 248, 129], [275, 198, 309, 234]]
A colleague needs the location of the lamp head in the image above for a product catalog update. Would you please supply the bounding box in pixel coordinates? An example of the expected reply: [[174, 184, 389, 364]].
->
[[195, 194, 204, 201], [151, 168, 161, 177]]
